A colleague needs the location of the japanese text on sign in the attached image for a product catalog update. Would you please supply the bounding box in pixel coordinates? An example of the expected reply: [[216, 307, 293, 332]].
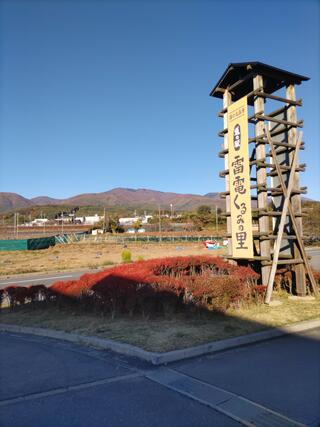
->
[[227, 96, 253, 258]]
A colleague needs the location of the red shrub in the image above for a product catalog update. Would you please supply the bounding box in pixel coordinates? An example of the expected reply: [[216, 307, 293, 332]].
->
[[46, 255, 261, 314], [312, 270, 320, 284], [183, 274, 253, 311], [251, 285, 267, 303]]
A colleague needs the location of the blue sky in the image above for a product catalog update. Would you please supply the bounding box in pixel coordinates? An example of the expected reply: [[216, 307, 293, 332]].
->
[[1, 0, 319, 200]]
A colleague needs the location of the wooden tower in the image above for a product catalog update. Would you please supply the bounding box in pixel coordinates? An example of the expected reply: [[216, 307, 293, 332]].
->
[[210, 62, 317, 300]]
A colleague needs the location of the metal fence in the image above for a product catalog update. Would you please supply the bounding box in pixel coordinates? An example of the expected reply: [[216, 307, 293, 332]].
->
[[66, 234, 222, 244], [54, 233, 87, 244], [0, 233, 224, 250]]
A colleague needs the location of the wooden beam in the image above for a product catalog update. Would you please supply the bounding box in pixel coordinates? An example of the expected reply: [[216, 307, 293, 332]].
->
[[250, 90, 302, 106], [266, 104, 290, 118], [249, 137, 300, 149], [254, 75, 271, 285], [253, 114, 303, 128], [218, 90, 302, 117], [287, 85, 307, 296], [262, 259, 304, 266], [226, 234, 300, 240], [227, 71, 256, 93], [265, 131, 302, 303], [251, 124, 299, 141], [218, 141, 305, 157], [218, 128, 228, 137], [221, 185, 306, 197], [219, 162, 305, 177], [222, 210, 304, 217], [265, 127, 318, 298]]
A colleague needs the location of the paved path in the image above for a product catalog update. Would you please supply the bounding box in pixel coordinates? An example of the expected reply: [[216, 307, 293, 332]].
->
[[0, 333, 238, 427], [0, 328, 319, 426], [0, 269, 98, 289], [307, 248, 320, 271]]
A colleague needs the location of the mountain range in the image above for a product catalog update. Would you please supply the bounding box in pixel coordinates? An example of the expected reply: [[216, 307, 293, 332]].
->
[[0, 188, 224, 213]]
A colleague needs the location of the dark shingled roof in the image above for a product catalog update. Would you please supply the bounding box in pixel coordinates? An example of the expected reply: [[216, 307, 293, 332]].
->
[[210, 62, 309, 102]]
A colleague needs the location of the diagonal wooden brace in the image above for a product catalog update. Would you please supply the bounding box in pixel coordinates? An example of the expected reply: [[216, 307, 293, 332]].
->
[[264, 127, 318, 303]]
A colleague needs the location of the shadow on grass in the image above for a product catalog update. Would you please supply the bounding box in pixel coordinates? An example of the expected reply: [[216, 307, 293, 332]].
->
[[0, 279, 319, 354]]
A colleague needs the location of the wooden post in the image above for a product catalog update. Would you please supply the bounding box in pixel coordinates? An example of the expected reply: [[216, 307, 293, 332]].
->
[[223, 90, 232, 256], [286, 85, 306, 296], [265, 131, 302, 303], [265, 128, 318, 297], [253, 75, 271, 284]]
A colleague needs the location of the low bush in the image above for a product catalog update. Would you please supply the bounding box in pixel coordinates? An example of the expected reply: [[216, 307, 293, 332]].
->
[[312, 270, 320, 284], [48, 256, 260, 315], [2, 256, 263, 316], [121, 250, 132, 263]]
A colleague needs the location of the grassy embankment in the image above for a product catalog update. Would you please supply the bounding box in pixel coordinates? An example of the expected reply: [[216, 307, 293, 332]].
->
[[0, 242, 226, 276], [1, 292, 319, 352]]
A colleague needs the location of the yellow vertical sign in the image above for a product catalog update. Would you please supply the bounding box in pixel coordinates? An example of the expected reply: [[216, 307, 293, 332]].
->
[[227, 96, 253, 258]]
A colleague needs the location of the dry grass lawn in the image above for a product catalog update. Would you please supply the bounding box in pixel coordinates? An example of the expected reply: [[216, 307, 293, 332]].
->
[[0, 241, 226, 277], [1, 293, 319, 352]]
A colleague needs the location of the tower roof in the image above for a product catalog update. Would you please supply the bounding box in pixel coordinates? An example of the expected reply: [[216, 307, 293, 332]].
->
[[210, 62, 309, 102]]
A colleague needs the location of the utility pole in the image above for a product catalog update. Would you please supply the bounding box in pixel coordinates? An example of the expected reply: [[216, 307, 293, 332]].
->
[[61, 213, 64, 235], [215, 205, 218, 232], [13, 213, 16, 238], [158, 205, 162, 242], [103, 207, 106, 232]]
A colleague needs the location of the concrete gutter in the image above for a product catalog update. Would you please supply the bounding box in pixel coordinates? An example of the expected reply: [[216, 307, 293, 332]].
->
[[1, 318, 319, 365]]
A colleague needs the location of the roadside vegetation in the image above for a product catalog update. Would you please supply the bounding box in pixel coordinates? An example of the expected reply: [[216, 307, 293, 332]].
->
[[0, 256, 319, 352]]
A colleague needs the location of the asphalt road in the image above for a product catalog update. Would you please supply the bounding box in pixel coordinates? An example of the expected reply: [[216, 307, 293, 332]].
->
[[308, 248, 320, 271], [0, 269, 95, 290], [1, 247, 319, 290], [0, 328, 319, 427]]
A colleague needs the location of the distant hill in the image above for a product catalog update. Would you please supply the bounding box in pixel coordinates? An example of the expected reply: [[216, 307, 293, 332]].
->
[[0, 188, 225, 213], [204, 192, 220, 199], [30, 196, 63, 205], [0, 192, 34, 212]]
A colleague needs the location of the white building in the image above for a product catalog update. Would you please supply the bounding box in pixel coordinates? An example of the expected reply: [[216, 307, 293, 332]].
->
[[119, 217, 140, 226], [141, 215, 153, 224], [119, 215, 153, 226], [74, 214, 102, 225], [30, 218, 49, 226]]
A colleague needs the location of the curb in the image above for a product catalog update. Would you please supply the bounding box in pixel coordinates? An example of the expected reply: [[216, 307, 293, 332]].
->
[[1, 318, 319, 365]]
